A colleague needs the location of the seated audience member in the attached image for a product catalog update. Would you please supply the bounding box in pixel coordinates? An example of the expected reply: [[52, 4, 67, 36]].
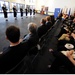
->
[[45, 16, 52, 30], [69, 15, 74, 21], [0, 26, 29, 73], [23, 22, 39, 47], [58, 32, 70, 41], [37, 18, 47, 38], [62, 14, 70, 26], [57, 30, 75, 51], [65, 17, 75, 32], [57, 25, 70, 38], [70, 30, 75, 45], [62, 14, 69, 21], [23, 22, 39, 55], [51, 16, 55, 25], [72, 17, 75, 24], [50, 50, 75, 73], [71, 18, 75, 30], [56, 13, 63, 20]]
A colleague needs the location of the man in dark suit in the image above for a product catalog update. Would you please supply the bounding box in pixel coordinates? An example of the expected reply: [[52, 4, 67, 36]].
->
[[13, 5, 17, 20], [2, 4, 8, 21], [46, 16, 52, 30], [0, 26, 29, 73], [37, 18, 48, 38]]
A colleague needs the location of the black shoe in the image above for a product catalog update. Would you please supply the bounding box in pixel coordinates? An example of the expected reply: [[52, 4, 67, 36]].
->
[[6, 19, 8, 21], [15, 18, 17, 20]]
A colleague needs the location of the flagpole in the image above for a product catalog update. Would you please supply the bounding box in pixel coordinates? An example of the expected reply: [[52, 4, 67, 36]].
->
[[69, 8, 71, 19]]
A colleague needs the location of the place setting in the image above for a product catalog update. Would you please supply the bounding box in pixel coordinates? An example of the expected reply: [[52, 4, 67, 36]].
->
[[65, 43, 74, 50]]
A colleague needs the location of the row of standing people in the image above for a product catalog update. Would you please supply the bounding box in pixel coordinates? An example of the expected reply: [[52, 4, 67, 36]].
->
[[2, 4, 36, 21]]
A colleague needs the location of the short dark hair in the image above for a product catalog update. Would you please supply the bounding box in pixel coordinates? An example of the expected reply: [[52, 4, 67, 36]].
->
[[6, 26, 20, 43]]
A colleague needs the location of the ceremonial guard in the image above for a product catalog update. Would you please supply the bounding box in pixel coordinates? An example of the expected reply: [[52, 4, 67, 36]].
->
[[33, 9, 36, 16], [30, 8, 32, 16], [25, 8, 28, 17], [20, 6, 23, 19], [2, 4, 8, 21], [13, 5, 17, 20]]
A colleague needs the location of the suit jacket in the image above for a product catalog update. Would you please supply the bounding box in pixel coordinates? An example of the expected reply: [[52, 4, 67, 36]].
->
[[51, 50, 75, 73], [37, 24, 48, 38], [23, 33, 39, 47], [0, 41, 29, 73], [46, 21, 52, 30]]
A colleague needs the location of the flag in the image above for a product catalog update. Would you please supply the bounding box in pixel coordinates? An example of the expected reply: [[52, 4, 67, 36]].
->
[[68, 8, 71, 16], [60, 8, 63, 14], [65, 8, 68, 14]]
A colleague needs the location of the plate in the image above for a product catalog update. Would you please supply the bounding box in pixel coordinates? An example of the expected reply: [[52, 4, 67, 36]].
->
[[65, 43, 74, 49]]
